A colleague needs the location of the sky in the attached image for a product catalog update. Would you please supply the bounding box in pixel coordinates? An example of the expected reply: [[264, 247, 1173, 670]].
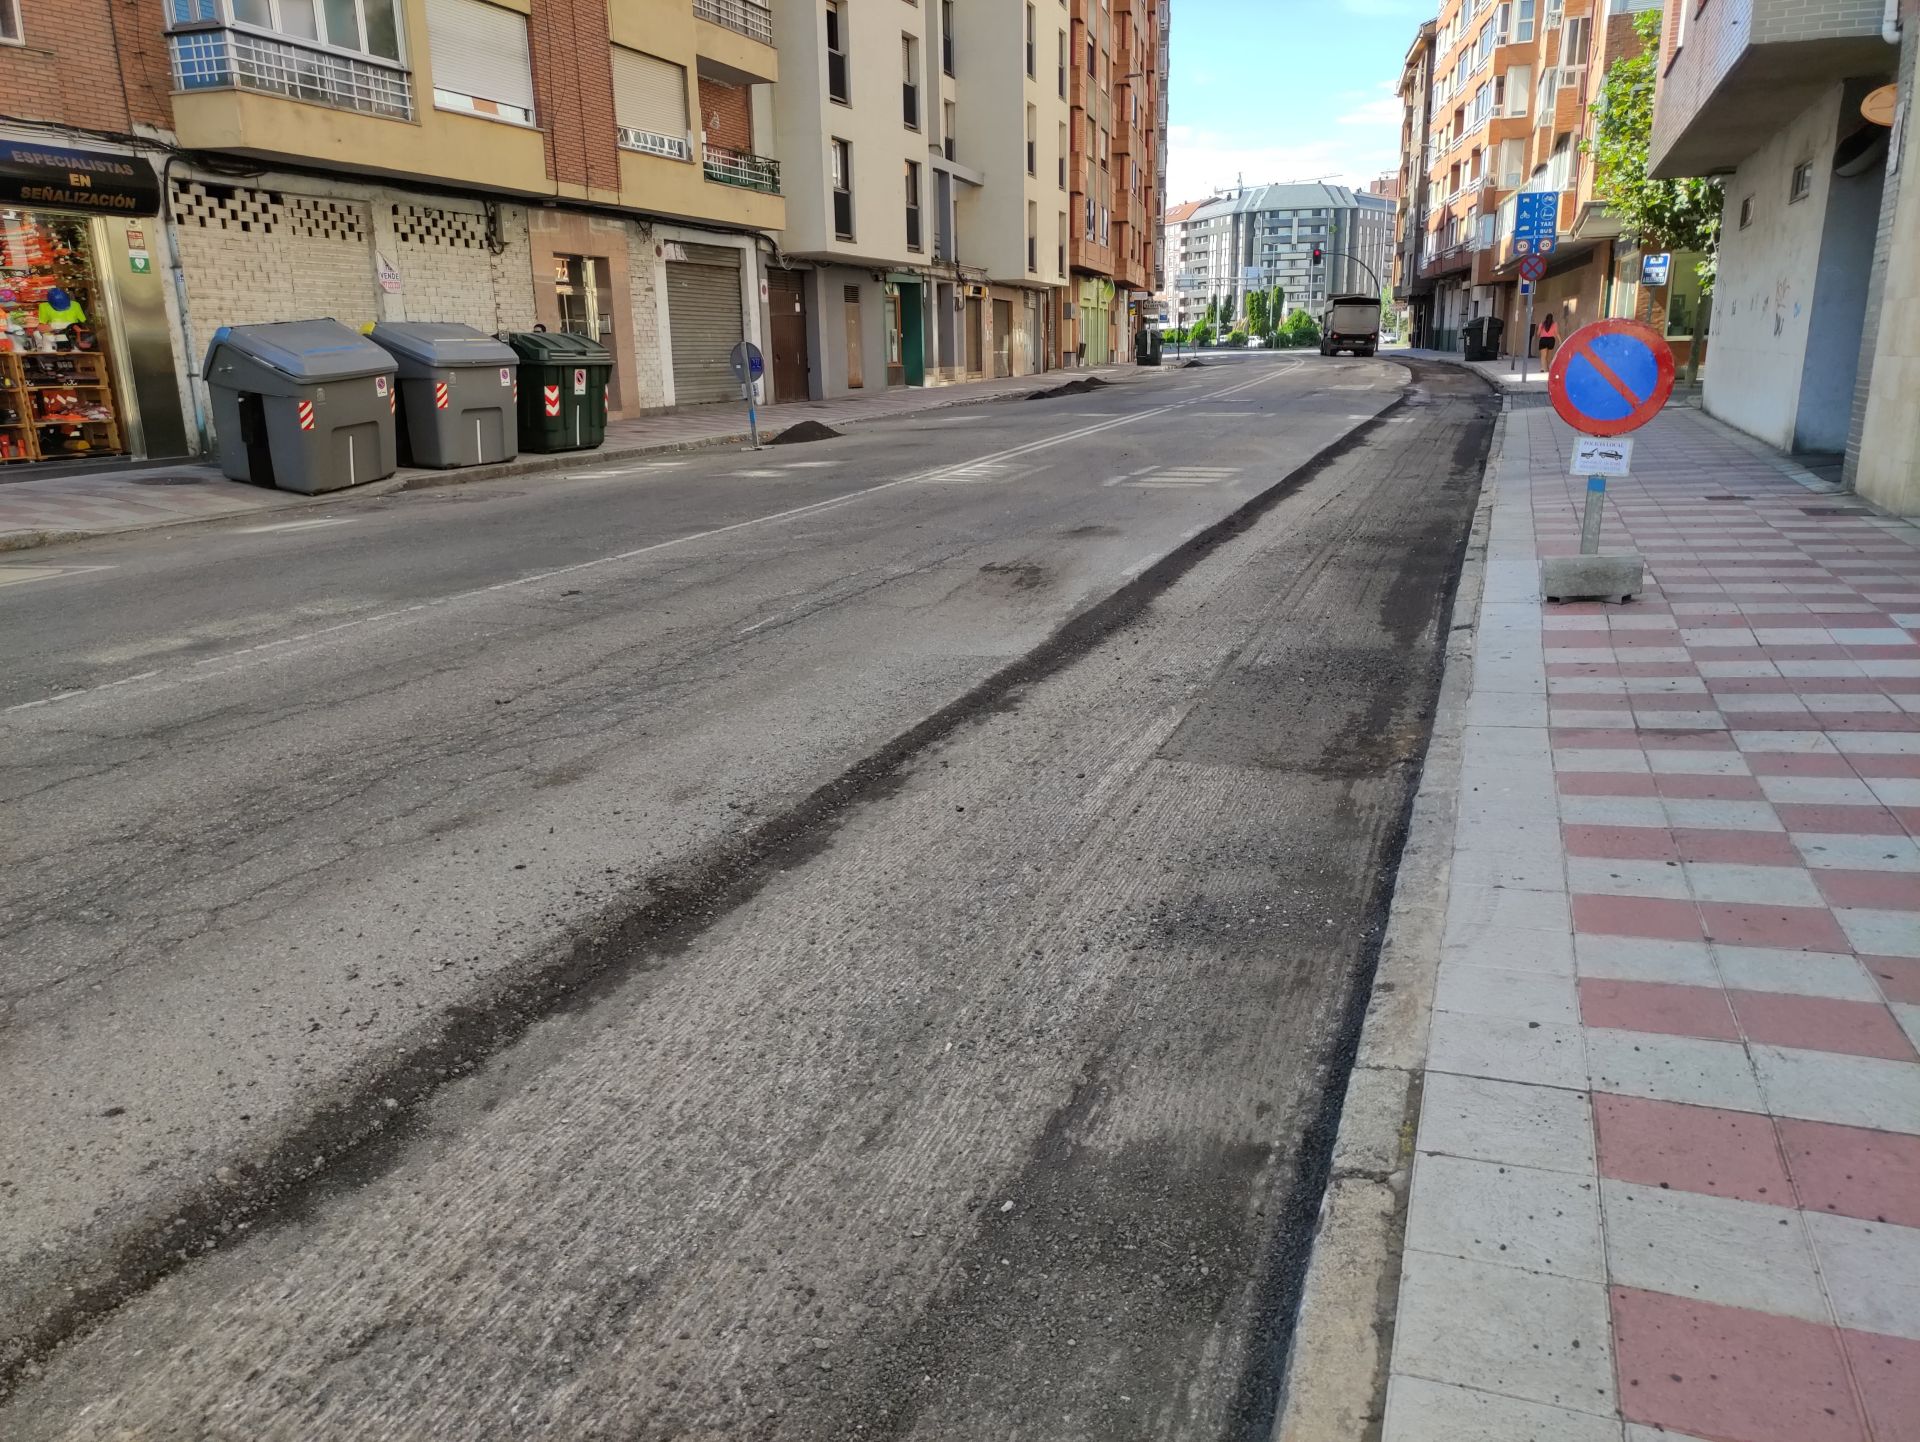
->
[[1164, 0, 1432, 206]]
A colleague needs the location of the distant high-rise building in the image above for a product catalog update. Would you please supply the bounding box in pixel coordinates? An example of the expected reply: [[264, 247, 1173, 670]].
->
[[1172, 183, 1394, 327]]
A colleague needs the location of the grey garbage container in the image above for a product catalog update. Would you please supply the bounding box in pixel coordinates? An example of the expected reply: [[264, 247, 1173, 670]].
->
[[368, 322, 519, 469], [203, 320, 397, 494]]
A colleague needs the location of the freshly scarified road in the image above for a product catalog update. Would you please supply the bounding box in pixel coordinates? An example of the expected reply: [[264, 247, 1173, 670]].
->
[[0, 354, 1494, 1437]]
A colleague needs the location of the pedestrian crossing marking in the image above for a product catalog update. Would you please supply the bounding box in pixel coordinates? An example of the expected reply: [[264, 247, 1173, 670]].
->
[[1110, 466, 1242, 489]]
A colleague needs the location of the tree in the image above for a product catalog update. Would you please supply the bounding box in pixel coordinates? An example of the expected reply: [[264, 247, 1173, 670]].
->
[[1280, 308, 1320, 348], [1584, 10, 1722, 291], [1246, 289, 1270, 339]]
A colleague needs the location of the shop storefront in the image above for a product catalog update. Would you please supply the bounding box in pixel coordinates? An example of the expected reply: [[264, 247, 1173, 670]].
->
[[0, 137, 188, 472]]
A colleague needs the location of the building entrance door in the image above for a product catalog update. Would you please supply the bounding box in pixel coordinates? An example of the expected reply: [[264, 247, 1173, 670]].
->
[[992, 298, 1013, 378], [767, 267, 809, 402], [843, 286, 864, 389]]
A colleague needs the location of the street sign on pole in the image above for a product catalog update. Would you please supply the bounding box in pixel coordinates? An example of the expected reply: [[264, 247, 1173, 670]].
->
[[1518, 254, 1547, 283], [729, 340, 766, 449], [1640, 252, 1672, 286], [1512, 191, 1557, 238], [1541, 319, 1675, 605]]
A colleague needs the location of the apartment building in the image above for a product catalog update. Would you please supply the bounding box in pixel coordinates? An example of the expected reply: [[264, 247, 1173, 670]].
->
[[1061, 0, 1165, 366], [1176, 184, 1395, 326], [1403, 0, 1715, 358], [1648, 0, 1911, 508], [948, 0, 1074, 380], [1161, 197, 1206, 329], [0, 0, 791, 468], [1394, 22, 1439, 345]]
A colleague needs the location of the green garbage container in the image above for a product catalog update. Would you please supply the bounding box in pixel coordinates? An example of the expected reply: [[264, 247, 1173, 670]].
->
[[505, 330, 613, 453]]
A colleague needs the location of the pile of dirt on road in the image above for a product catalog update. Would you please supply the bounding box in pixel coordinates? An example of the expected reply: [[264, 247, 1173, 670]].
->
[[1026, 376, 1111, 401], [770, 420, 842, 445], [1177, 359, 1206, 369]]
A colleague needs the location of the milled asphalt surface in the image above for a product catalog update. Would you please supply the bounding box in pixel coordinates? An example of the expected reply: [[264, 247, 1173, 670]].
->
[[0, 354, 1495, 1433]]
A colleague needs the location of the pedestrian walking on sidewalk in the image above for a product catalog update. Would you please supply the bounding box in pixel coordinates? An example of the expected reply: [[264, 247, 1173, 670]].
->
[[1538, 311, 1558, 365]]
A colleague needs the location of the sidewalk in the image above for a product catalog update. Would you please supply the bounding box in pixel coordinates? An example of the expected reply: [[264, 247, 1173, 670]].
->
[[1286, 393, 1920, 1441], [1400, 401, 1920, 1440], [0, 363, 1137, 552]]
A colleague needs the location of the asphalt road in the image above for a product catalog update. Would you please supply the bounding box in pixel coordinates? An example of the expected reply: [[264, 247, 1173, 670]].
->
[[0, 353, 1494, 1435]]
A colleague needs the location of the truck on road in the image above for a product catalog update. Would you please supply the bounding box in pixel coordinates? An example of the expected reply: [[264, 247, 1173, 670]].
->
[[1319, 294, 1382, 358]]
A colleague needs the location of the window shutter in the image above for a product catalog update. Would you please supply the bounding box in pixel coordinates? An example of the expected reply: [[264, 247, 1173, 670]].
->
[[613, 46, 689, 140], [426, 0, 534, 112]]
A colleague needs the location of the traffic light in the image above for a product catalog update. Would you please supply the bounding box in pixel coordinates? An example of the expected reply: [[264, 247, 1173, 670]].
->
[[1312, 245, 1324, 266]]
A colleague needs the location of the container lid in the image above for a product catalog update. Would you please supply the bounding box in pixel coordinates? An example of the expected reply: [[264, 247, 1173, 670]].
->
[[204, 320, 396, 382], [368, 321, 518, 369], [503, 329, 614, 365]]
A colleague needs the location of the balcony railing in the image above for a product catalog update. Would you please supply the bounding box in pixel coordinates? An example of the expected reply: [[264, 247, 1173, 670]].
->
[[702, 144, 780, 194], [620, 126, 691, 160], [168, 25, 413, 120], [692, 0, 774, 46]]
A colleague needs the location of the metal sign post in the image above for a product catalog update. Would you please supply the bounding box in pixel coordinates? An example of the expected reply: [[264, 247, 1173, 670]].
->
[[729, 340, 766, 450], [1541, 319, 1676, 605], [1512, 194, 1558, 379]]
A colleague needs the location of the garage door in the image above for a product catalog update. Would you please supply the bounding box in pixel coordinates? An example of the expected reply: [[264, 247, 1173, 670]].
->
[[666, 243, 744, 405]]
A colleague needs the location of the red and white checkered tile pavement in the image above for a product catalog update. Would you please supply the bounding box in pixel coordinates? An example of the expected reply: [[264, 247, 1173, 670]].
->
[[1384, 403, 1920, 1442]]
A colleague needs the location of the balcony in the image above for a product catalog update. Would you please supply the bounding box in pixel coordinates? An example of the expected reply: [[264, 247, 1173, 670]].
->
[[692, 0, 773, 46], [168, 25, 413, 119], [703, 144, 780, 194], [1649, 0, 1894, 177]]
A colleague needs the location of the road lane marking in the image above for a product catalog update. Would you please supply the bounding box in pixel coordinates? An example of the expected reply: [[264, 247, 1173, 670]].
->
[[0, 564, 114, 587], [6, 362, 1307, 716], [233, 518, 355, 535]]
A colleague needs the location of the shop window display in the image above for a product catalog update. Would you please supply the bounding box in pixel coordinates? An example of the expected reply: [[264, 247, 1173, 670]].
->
[[0, 212, 125, 464]]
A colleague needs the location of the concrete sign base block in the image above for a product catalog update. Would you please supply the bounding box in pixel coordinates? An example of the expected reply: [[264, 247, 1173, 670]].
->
[[1542, 553, 1645, 604]]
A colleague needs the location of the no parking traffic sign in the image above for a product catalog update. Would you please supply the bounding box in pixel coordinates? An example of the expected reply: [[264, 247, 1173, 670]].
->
[[1547, 319, 1675, 437]]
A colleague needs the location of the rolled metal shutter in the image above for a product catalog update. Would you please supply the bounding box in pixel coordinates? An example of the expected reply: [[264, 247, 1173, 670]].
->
[[666, 244, 743, 406], [612, 46, 689, 146]]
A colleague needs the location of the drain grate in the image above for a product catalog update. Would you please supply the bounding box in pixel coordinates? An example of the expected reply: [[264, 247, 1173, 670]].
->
[[1800, 506, 1863, 516]]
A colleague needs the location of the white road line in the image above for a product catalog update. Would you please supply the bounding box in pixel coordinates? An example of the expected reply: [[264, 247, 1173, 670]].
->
[[777, 461, 835, 469], [731, 470, 785, 479], [8, 368, 1299, 717], [0, 563, 114, 587], [233, 518, 355, 535]]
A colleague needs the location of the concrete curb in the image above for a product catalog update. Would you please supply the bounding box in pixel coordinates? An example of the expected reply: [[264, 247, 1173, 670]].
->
[[0, 369, 1151, 555], [1269, 398, 1503, 1442]]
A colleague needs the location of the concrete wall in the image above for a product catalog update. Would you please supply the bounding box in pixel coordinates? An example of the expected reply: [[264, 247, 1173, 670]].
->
[[1701, 87, 1843, 451]]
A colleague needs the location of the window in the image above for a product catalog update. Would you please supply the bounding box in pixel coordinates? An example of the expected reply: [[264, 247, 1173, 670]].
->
[[429, 0, 533, 123], [904, 160, 923, 250], [1, 0, 22, 43], [1738, 194, 1753, 228], [1087, 33, 1095, 71], [1028, 200, 1039, 272], [1057, 29, 1067, 97], [1025, 3, 1036, 77], [1026, 105, 1038, 175], [208, 0, 402, 59], [1059, 122, 1068, 187], [612, 45, 688, 155], [1790, 161, 1812, 203], [902, 34, 919, 128], [831, 136, 853, 239], [826, 1, 849, 103], [943, 98, 956, 161], [1085, 195, 1094, 239], [1059, 211, 1067, 276], [1559, 15, 1589, 67], [940, 0, 954, 74], [1515, 0, 1534, 41]]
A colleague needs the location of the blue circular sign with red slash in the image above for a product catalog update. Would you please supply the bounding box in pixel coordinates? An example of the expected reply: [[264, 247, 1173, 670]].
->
[[1548, 318, 1675, 436]]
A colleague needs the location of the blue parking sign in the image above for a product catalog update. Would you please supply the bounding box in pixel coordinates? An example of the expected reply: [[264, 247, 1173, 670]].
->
[[1513, 191, 1557, 240]]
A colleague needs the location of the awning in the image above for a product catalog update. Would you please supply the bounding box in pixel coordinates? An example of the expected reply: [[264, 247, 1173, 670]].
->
[[0, 140, 162, 216]]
